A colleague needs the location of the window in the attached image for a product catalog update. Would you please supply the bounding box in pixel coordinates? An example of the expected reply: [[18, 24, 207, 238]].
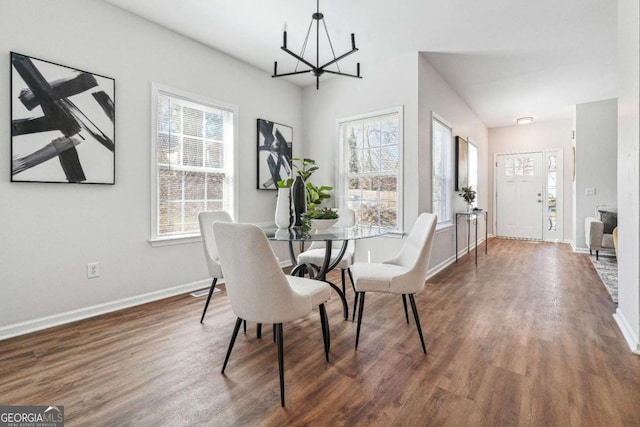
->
[[151, 83, 236, 242], [337, 107, 403, 233], [432, 113, 453, 223]]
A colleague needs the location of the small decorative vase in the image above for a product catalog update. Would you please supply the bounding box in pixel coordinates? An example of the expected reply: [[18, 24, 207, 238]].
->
[[292, 176, 306, 226], [467, 203, 474, 213], [275, 187, 293, 228]]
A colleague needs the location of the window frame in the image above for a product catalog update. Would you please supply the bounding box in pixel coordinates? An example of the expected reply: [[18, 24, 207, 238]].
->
[[431, 112, 454, 225], [336, 106, 404, 235], [150, 82, 239, 246]]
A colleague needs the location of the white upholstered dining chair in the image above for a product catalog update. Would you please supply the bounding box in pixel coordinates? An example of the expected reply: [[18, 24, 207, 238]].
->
[[197, 210, 233, 323], [297, 208, 356, 297], [214, 221, 331, 407], [350, 212, 437, 353]]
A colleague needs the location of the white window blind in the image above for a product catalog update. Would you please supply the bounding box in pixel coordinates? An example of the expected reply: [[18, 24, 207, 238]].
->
[[338, 107, 403, 232], [432, 114, 453, 223], [152, 85, 235, 241]]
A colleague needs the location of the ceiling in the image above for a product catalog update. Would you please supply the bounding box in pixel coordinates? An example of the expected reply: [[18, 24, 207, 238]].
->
[[104, 0, 617, 128]]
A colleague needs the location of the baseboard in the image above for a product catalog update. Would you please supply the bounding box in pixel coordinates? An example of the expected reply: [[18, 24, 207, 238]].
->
[[0, 278, 213, 342], [427, 255, 456, 280], [613, 309, 640, 355]]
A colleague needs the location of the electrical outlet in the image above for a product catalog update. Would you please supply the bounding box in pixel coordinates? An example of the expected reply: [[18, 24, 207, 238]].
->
[[87, 262, 100, 279]]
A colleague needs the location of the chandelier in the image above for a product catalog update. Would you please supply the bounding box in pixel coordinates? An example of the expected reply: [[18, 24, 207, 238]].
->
[[272, 0, 362, 89]]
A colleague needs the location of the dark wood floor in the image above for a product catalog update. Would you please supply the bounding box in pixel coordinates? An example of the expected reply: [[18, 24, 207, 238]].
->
[[1, 238, 639, 426]]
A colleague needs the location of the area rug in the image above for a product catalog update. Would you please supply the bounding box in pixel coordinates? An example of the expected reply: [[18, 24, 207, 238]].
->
[[591, 256, 618, 303]]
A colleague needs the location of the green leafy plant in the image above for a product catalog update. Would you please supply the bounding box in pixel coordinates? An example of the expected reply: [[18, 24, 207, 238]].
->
[[292, 157, 319, 181], [458, 186, 476, 204], [305, 207, 339, 220], [306, 182, 333, 210], [281, 157, 332, 210], [276, 178, 293, 188]]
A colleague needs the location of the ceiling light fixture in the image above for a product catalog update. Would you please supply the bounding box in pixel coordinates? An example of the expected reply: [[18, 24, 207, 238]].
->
[[272, 0, 362, 89], [516, 116, 534, 125]]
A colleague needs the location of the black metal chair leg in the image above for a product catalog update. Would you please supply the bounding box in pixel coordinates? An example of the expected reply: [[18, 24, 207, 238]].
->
[[408, 294, 427, 354], [355, 292, 366, 349], [319, 303, 330, 361], [402, 294, 409, 324], [199, 278, 218, 323], [222, 317, 243, 373], [596, 250, 599, 260], [257, 323, 262, 339], [348, 268, 357, 322], [275, 323, 285, 407], [273, 324, 276, 343], [341, 269, 346, 296], [243, 319, 247, 334]]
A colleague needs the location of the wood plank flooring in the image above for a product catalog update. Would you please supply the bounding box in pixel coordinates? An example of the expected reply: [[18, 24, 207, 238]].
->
[[1, 239, 639, 426]]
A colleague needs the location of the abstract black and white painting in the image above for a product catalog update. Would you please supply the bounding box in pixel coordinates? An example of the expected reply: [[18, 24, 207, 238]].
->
[[11, 52, 115, 184], [257, 119, 292, 190]]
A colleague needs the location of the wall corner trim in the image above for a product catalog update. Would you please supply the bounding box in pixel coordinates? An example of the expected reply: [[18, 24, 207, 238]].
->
[[613, 309, 640, 355]]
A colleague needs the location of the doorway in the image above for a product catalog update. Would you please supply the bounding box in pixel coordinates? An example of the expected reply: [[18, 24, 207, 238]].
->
[[495, 150, 563, 241]]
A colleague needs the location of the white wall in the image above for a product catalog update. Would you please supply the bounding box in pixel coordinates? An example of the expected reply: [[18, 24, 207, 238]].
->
[[0, 0, 302, 336], [417, 54, 489, 269], [301, 51, 419, 262], [488, 120, 574, 241], [574, 99, 618, 251], [301, 52, 488, 270], [614, 0, 640, 353]]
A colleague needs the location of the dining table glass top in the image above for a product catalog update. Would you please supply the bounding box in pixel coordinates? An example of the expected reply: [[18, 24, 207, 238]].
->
[[263, 224, 390, 242]]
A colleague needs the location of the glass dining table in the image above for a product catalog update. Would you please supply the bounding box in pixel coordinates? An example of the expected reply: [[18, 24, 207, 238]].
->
[[263, 224, 389, 320]]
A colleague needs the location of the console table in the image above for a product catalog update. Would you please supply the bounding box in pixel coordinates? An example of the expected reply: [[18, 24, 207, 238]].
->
[[455, 210, 488, 264]]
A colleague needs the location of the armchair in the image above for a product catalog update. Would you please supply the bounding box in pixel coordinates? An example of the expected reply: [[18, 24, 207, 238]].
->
[[585, 205, 617, 260]]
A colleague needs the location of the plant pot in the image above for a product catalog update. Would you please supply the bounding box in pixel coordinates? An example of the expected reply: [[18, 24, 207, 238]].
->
[[292, 176, 306, 226], [310, 218, 338, 231], [275, 187, 293, 228]]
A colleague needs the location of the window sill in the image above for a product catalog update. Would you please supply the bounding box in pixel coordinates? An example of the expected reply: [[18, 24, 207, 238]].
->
[[436, 222, 455, 233], [149, 234, 201, 247], [382, 230, 405, 239]]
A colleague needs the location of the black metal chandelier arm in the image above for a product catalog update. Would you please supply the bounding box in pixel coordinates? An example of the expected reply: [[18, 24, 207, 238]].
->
[[322, 69, 362, 79], [272, 68, 311, 78], [320, 47, 359, 70], [280, 47, 316, 70]]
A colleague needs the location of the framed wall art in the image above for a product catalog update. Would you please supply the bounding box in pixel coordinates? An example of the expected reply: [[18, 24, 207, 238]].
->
[[455, 135, 469, 191], [256, 119, 292, 190], [10, 52, 115, 184]]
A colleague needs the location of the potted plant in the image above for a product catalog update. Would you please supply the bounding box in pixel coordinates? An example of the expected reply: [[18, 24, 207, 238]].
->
[[291, 158, 333, 210], [304, 207, 339, 231], [458, 185, 476, 211]]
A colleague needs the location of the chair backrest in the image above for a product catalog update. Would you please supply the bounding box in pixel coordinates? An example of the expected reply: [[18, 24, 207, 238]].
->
[[213, 222, 310, 323], [385, 212, 437, 280], [198, 211, 233, 278]]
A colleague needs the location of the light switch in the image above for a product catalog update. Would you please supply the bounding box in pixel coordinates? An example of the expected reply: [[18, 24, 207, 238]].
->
[[585, 187, 596, 196]]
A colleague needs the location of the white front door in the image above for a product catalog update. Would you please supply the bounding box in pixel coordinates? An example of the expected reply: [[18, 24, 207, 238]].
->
[[496, 152, 544, 239]]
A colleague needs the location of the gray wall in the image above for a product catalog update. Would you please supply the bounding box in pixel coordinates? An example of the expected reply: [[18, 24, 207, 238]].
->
[[574, 98, 618, 251], [301, 52, 488, 273], [0, 0, 302, 336]]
